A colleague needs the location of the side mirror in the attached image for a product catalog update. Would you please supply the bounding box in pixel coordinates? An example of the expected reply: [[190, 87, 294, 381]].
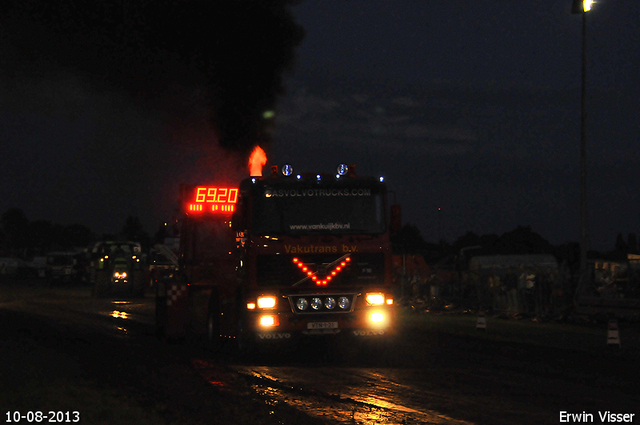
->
[[390, 204, 402, 233]]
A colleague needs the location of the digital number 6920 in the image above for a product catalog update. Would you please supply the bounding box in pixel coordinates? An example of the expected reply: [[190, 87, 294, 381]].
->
[[195, 187, 238, 204]]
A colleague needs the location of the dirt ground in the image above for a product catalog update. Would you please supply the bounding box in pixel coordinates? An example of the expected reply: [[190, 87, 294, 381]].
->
[[0, 306, 325, 425], [1, 280, 639, 425]]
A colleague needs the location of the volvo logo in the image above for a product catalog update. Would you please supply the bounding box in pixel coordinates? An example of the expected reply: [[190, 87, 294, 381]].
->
[[353, 330, 385, 336], [258, 332, 291, 340]]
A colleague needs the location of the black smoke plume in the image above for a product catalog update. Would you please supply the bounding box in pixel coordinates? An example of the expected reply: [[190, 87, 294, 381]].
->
[[1, 0, 305, 159]]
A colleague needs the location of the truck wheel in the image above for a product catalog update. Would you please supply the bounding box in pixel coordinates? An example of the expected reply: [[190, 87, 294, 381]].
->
[[236, 320, 257, 360], [206, 311, 221, 351], [206, 292, 221, 352]]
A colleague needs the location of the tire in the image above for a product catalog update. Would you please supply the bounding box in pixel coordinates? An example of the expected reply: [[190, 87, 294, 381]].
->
[[206, 311, 221, 351], [235, 317, 259, 362], [206, 291, 221, 352]]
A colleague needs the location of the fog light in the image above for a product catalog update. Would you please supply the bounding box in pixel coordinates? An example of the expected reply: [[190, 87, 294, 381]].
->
[[296, 297, 308, 311], [259, 315, 278, 327], [311, 297, 322, 310], [370, 312, 385, 324], [338, 296, 351, 310], [324, 297, 336, 310]]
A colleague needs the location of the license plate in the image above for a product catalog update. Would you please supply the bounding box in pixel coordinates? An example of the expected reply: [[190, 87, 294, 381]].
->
[[307, 321, 338, 330]]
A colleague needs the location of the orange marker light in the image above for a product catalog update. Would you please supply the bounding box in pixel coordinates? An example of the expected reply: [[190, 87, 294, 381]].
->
[[249, 145, 267, 177], [294, 255, 352, 286]]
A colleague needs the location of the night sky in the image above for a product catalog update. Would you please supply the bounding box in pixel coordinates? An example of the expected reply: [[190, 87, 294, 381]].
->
[[1, 1, 639, 250]]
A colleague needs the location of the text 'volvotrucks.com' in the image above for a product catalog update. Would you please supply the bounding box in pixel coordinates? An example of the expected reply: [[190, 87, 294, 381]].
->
[[155, 162, 401, 351]]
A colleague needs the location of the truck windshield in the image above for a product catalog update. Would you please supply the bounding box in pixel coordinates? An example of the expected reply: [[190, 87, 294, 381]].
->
[[252, 184, 385, 235]]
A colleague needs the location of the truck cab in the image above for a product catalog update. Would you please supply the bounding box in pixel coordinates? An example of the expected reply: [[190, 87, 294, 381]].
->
[[156, 164, 399, 352]]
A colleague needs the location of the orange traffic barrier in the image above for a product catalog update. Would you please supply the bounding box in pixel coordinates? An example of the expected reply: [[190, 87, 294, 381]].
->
[[607, 319, 621, 347], [476, 310, 487, 331]]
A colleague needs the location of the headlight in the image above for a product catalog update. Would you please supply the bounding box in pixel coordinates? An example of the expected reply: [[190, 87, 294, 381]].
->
[[365, 292, 385, 306], [310, 297, 322, 310], [257, 295, 277, 309], [338, 296, 351, 310], [296, 297, 309, 311], [259, 315, 278, 327]]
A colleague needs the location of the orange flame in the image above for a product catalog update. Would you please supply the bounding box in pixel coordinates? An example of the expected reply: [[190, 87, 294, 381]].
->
[[249, 145, 267, 177]]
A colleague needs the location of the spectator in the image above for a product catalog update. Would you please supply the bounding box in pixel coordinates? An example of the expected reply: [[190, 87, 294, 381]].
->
[[523, 269, 536, 315], [517, 266, 528, 315], [550, 268, 564, 318], [489, 270, 506, 312], [504, 267, 519, 314], [535, 267, 552, 318]]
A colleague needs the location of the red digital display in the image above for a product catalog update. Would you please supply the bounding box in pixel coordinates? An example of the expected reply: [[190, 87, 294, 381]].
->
[[186, 186, 238, 214]]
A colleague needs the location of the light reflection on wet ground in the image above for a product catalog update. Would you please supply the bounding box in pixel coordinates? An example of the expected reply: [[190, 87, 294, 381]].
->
[[0, 284, 156, 336], [235, 366, 475, 425]]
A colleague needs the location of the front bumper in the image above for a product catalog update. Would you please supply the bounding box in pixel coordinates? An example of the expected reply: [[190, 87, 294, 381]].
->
[[247, 308, 395, 342]]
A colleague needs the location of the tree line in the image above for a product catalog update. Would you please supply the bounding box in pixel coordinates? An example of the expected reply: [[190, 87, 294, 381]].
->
[[0, 207, 150, 256], [392, 224, 639, 271], [3, 205, 636, 267]]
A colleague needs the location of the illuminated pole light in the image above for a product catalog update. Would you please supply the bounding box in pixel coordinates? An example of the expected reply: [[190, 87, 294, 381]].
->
[[572, 0, 592, 291], [572, 0, 593, 13]]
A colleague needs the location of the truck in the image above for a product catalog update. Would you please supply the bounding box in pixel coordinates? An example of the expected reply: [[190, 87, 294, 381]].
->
[[45, 251, 80, 285], [88, 240, 145, 297], [155, 163, 400, 353]]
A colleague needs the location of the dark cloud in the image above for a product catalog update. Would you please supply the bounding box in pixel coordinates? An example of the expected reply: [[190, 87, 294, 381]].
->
[[0, 0, 305, 235], [1, 0, 305, 158]]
